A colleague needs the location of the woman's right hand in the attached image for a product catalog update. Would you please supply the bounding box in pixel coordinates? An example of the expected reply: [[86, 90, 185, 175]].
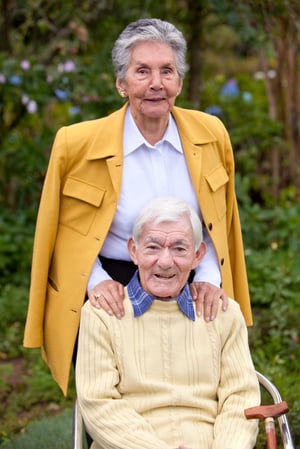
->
[[88, 280, 125, 319]]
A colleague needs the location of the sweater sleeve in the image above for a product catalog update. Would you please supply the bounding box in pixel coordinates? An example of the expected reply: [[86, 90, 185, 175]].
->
[[212, 301, 260, 449], [75, 302, 171, 449]]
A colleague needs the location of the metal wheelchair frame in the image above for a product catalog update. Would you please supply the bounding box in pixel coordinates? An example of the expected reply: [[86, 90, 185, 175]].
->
[[252, 371, 295, 449]]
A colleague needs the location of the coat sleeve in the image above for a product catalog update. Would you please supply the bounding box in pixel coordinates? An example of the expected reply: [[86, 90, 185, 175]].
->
[[222, 124, 253, 325], [23, 127, 67, 347]]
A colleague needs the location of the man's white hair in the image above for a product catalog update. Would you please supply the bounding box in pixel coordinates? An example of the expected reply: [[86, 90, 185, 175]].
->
[[132, 196, 203, 250]]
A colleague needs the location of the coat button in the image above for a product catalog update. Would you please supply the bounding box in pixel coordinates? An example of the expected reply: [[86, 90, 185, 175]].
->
[[220, 258, 225, 265], [208, 223, 213, 231]]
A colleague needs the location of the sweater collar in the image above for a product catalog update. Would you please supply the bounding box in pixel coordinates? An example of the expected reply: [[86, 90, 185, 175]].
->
[[127, 271, 195, 321]]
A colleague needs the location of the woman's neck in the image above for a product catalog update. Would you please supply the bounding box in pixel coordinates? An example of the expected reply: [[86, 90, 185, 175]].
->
[[133, 114, 169, 146]]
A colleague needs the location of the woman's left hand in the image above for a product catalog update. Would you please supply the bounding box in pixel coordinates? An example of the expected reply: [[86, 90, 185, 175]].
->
[[189, 282, 228, 322]]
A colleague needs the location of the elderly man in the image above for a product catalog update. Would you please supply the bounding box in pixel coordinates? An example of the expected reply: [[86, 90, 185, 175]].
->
[[76, 197, 260, 449]]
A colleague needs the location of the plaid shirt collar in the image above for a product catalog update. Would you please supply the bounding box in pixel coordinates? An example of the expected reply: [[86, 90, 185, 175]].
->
[[127, 271, 195, 321]]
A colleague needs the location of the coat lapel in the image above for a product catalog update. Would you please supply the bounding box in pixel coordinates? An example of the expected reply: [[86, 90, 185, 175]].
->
[[171, 107, 217, 195], [86, 103, 128, 195]]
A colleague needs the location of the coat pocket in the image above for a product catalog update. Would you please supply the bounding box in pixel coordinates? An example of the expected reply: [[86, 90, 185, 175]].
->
[[205, 164, 229, 221], [60, 177, 105, 234]]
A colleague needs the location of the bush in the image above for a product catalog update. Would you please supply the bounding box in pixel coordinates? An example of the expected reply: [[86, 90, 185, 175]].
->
[[0, 408, 76, 449]]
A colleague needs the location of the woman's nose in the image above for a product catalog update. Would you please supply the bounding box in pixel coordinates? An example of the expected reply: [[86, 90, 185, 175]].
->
[[150, 70, 163, 90]]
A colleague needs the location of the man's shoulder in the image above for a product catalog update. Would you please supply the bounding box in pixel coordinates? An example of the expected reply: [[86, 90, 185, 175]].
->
[[217, 297, 247, 326]]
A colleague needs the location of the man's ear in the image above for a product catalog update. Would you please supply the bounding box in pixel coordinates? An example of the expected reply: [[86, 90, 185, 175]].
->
[[191, 241, 206, 269], [127, 237, 138, 265]]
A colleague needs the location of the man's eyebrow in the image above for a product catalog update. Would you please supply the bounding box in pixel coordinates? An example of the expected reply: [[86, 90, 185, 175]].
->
[[144, 236, 161, 243], [134, 61, 176, 68], [171, 239, 189, 246], [144, 236, 189, 245]]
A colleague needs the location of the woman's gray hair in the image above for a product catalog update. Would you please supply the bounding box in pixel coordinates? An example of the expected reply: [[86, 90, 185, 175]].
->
[[132, 197, 203, 250], [112, 18, 188, 80]]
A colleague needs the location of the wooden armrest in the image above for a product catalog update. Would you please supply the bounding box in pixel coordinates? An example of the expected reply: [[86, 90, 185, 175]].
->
[[245, 401, 289, 420]]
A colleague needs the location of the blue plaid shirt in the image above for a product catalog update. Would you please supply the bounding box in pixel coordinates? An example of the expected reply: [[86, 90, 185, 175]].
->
[[127, 271, 195, 321]]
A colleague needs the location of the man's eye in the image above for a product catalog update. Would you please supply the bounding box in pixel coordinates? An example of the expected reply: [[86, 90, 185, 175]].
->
[[173, 247, 187, 254], [146, 245, 159, 250]]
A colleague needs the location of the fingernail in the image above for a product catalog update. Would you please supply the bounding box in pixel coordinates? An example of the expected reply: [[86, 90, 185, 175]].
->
[[210, 315, 215, 321]]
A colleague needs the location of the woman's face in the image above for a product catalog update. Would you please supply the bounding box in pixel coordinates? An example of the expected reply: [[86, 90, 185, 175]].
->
[[116, 41, 183, 123]]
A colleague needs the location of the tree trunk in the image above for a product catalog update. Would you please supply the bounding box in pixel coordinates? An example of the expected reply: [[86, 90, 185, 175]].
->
[[0, 0, 12, 52], [185, 0, 207, 108]]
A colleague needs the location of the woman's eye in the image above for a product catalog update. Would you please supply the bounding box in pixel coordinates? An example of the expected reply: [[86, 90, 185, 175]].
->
[[137, 68, 148, 75]]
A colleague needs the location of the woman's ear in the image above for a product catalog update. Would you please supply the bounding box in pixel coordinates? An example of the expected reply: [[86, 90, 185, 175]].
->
[[116, 78, 127, 98], [177, 78, 183, 96], [127, 237, 138, 265]]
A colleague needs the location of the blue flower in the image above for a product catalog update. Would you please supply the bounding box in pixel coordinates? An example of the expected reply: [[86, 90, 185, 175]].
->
[[220, 79, 239, 98], [54, 88, 69, 101], [205, 105, 223, 118], [9, 75, 22, 86], [69, 106, 80, 116]]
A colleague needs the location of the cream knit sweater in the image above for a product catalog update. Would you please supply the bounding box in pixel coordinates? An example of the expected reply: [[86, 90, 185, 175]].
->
[[76, 294, 260, 449]]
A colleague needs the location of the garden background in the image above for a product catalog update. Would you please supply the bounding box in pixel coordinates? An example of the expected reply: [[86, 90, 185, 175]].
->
[[0, 1, 300, 448]]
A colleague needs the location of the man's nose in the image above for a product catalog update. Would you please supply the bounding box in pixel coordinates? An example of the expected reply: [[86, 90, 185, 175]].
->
[[158, 248, 173, 267]]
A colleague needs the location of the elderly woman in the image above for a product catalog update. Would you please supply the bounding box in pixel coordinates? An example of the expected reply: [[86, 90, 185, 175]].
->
[[24, 18, 252, 396]]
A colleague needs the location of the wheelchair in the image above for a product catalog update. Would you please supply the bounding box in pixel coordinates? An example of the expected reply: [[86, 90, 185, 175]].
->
[[72, 370, 295, 449]]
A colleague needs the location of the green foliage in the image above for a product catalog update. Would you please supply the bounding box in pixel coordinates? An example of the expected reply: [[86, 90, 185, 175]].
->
[[0, 212, 34, 288], [0, 408, 74, 449], [248, 299, 300, 445], [0, 284, 29, 357]]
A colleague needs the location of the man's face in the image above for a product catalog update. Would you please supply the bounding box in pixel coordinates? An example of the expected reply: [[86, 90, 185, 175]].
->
[[128, 218, 205, 299]]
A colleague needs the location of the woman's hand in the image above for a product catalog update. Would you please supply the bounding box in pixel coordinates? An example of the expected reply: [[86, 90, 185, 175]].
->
[[88, 280, 125, 319], [189, 281, 228, 322]]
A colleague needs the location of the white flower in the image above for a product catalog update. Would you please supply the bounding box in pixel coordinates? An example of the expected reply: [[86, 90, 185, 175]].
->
[[22, 94, 30, 105], [27, 100, 37, 113], [20, 60, 30, 70]]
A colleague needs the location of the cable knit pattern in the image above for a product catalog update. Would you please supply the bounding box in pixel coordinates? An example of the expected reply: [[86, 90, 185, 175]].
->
[[76, 292, 260, 449]]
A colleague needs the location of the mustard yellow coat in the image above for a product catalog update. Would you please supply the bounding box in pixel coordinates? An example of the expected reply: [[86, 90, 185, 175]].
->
[[23, 103, 252, 395]]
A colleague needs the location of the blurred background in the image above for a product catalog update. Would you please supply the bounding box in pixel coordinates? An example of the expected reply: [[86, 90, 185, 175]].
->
[[0, 1, 299, 448]]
